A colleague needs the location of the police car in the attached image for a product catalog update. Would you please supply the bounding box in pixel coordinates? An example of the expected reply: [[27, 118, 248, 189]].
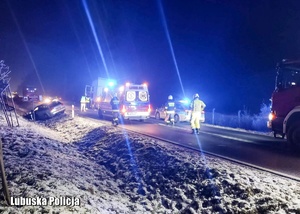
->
[[155, 101, 205, 123]]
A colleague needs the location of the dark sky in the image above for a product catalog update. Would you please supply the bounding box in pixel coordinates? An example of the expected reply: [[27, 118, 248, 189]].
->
[[1, 0, 300, 114]]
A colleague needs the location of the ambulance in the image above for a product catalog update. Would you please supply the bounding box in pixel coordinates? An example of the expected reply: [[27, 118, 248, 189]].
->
[[86, 78, 151, 121]]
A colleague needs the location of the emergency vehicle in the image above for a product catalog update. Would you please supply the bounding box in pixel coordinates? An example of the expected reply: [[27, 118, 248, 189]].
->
[[86, 77, 151, 121], [22, 86, 42, 102], [267, 59, 300, 145]]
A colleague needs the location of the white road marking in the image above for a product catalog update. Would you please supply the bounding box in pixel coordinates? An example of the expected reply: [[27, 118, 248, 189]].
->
[[158, 123, 254, 143], [201, 131, 254, 143]]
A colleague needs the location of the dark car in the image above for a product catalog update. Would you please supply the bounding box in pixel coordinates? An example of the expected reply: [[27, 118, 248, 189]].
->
[[25, 100, 66, 120]]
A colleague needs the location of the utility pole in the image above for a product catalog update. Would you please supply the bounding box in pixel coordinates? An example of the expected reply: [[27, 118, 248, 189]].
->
[[0, 138, 10, 205]]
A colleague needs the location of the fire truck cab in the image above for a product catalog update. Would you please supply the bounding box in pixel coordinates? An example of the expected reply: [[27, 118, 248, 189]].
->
[[267, 59, 300, 145]]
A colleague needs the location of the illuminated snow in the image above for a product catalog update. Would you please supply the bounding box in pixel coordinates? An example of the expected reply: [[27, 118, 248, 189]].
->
[[0, 111, 299, 213]]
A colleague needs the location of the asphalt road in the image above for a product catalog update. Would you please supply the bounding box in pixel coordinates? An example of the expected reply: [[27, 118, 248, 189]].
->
[[76, 107, 300, 180]]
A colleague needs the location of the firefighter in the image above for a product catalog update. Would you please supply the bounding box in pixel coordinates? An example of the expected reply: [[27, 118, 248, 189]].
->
[[164, 95, 175, 124], [110, 93, 120, 125], [85, 96, 91, 109], [110, 93, 120, 110], [190, 93, 206, 134], [80, 95, 87, 112]]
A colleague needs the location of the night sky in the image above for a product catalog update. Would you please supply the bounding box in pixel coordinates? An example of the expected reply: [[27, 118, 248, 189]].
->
[[1, 0, 300, 114]]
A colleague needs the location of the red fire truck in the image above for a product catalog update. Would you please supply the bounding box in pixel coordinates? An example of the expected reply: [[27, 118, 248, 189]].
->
[[267, 59, 300, 145]]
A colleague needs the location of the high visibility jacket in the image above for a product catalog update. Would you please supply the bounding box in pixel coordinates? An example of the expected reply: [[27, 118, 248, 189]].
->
[[165, 99, 175, 112], [190, 98, 206, 112], [80, 96, 86, 103]]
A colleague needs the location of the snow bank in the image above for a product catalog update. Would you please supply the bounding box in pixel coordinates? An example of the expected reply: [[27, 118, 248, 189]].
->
[[0, 112, 299, 213]]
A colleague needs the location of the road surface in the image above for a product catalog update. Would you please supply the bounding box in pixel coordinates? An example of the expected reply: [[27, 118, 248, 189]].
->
[[75, 107, 300, 180]]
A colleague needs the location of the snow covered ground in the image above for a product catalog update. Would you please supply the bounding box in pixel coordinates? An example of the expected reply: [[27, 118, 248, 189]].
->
[[0, 110, 300, 213]]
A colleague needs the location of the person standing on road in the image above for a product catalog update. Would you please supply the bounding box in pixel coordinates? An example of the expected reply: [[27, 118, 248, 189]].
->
[[80, 95, 87, 112], [110, 93, 120, 125], [164, 95, 175, 124], [110, 93, 120, 110], [190, 93, 206, 134], [85, 96, 91, 109]]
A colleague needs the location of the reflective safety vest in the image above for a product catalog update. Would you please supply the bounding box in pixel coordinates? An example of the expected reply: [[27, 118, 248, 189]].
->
[[80, 96, 86, 103], [190, 99, 206, 112], [165, 100, 175, 112]]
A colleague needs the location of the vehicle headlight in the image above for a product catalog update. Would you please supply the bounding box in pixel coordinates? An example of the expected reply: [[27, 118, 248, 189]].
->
[[34, 107, 39, 111], [268, 112, 275, 121], [44, 97, 51, 103]]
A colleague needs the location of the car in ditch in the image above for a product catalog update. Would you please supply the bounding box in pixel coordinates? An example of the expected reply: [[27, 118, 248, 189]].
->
[[24, 100, 66, 120], [155, 101, 205, 123]]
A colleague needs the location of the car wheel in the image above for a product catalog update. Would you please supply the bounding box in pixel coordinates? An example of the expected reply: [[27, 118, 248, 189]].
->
[[292, 124, 300, 146], [155, 112, 160, 120], [287, 121, 300, 147], [174, 114, 179, 123]]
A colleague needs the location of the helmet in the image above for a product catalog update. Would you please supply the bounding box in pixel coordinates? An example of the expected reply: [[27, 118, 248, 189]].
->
[[168, 95, 173, 100], [194, 93, 199, 99]]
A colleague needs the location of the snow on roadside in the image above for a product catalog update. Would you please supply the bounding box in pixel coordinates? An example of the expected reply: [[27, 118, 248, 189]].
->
[[203, 123, 274, 137], [0, 112, 299, 213]]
